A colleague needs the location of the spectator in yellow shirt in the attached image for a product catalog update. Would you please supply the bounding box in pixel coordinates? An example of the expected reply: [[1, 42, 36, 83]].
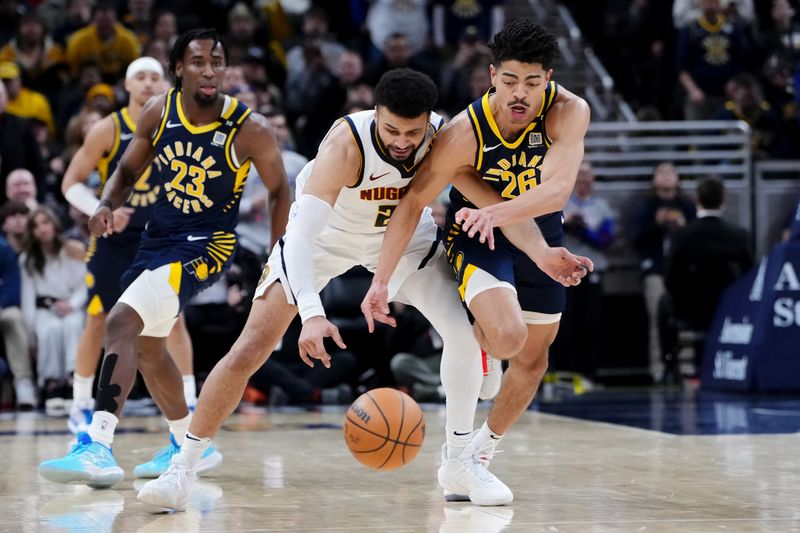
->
[[65, 1, 140, 82], [0, 12, 66, 92], [0, 62, 55, 137]]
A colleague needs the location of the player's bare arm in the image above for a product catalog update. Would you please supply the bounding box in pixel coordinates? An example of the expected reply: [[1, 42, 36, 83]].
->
[[89, 94, 164, 237], [233, 112, 292, 249], [282, 120, 360, 368], [457, 87, 591, 236]]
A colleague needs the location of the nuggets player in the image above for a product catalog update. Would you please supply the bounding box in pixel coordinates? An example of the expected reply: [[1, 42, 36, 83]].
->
[[39, 29, 291, 488], [137, 68, 589, 511], [61, 57, 198, 441], [362, 20, 592, 504]]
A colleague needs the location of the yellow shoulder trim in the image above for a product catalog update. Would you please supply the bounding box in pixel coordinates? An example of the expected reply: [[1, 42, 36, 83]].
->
[[120, 106, 136, 132], [467, 105, 484, 171], [152, 89, 173, 146]]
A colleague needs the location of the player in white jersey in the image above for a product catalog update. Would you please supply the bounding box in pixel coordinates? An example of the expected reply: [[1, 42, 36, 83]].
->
[[138, 68, 590, 511]]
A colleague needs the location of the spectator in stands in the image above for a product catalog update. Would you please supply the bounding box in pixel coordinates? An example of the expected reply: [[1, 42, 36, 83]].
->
[[5, 168, 38, 210], [762, 53, 800, 155], [714, 72, 788, 158], [122, 0, 154, 44], [431, 1, 504, 49], [365, 33, 437, 86], [676, 0, 748, 119], [142, 38, 169, 76], [762, 0, 800, 70], [0, 12, 66, 94], [367, 0, 430, 58], [55, 61, 102, 134], [673, 0, 756, 28], [53, 0, 93, 46], [0, 229, 34, 410], [60, 107, 102, 167], [20, 206, 86, 416], [224, 2, 287, 88], [440, 27, 492, 114], [65, 1, 140, 82], [2, 201, 29, 254], [0, 61, 55, 137], [152, 10, 177, 48], [286, 7, 345, 86], [633, 163, 696, 382], [0, 81, 44, 204], [552, 162, 616, 380], [264, 109, 308, 192], [664, 177, 753, 371]]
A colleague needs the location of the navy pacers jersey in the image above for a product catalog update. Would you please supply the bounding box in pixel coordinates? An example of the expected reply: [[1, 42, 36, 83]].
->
[[97, 107, 160, 234], [444, 81, 565, 315], [122, 89, 252, 304]]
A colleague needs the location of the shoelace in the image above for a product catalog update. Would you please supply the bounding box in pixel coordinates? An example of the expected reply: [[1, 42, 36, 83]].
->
[[474, 440, 503, 467], [67, 433, 94, 455], [159, 462, 192, 490]]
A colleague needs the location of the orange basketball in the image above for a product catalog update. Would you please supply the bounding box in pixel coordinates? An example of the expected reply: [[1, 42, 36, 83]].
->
[[343, 387, 425, 471]]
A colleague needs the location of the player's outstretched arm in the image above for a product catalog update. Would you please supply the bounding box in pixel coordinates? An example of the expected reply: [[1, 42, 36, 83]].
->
[[236, 112, 291, 249], [362, 118, 473, 332], [89, 95, 163, 237], [62, 116, 114, 216], [458, 90, 590, 237], [452, 167, 593, 287], [280, 121, 359, 368]]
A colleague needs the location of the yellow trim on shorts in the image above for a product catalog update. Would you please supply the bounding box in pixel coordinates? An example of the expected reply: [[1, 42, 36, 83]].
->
[[457, 263, 478, 302], [86, 294, 104, 316], [167, 261, 182, 295]]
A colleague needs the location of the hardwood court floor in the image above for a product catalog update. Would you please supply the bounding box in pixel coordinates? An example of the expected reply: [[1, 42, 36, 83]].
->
[[2, 392, 800, 532]]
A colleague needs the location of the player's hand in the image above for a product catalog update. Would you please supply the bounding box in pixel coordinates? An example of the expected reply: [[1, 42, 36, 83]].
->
[[112, 207, 134, 233], [360, 281, 396, 332], [298, 316, 346, 369], [51, 300, 73, 317], [89, 205, 114, 237], [536, 247, 594, 287], [455, 207, 496, 250]]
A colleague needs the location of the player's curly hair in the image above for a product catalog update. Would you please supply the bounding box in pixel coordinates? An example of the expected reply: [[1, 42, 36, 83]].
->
[[489, 19, 560, 69], [374, 68, 438, 118], [168, 28, 228, 91]]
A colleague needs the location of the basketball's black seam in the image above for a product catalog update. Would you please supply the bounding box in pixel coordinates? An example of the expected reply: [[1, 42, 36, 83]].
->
[[365, 391, 391, 438], [344, 415, 422, 450], [376, 390, 406, 470], [401, 412, 425, 463]]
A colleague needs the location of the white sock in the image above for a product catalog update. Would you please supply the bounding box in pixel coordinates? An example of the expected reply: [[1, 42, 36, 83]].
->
[[167, 413, 192, 446], [178, 432, 211, 469], [474, 420, 504, 449], [72, 373, 94, 403], [182, 375, 197, 407], [445, 428, 473, 459], [88, 411, 118, 448]]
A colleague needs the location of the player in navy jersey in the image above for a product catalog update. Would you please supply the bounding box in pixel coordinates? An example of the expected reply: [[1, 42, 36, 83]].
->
[[362, 19, 592, 504], [61, 58, 198, 441], [39, 29, 291, 489]]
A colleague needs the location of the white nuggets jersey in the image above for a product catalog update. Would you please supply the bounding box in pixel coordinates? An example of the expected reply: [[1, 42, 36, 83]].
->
[[295, 109, 445, 234]]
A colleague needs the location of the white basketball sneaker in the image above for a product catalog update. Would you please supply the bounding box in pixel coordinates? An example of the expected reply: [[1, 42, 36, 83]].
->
[[438, 440, 512, 506], [479, 351, 502, 401], [137, 460, 197, 512]]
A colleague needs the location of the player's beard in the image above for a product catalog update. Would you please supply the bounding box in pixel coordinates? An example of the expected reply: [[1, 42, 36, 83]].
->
[[193, 89, 219, 107]]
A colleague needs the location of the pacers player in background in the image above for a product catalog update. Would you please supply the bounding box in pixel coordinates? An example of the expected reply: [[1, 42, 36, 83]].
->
[[137, 67, 589, 511], [39, 28, 291, 488], [362, 19, 592, 505], [61, 57, 197, 443]]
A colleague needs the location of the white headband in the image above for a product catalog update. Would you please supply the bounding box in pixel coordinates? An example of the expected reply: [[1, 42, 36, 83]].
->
[[126, 57, 164, 80]]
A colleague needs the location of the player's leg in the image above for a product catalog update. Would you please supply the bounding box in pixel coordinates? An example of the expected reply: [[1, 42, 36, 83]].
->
[[165, 313, 197, 409], [69, 312, 106, 432], [136, 281, 296, 510], [468, 287, 528, 360], [395, 255, 513, 506]]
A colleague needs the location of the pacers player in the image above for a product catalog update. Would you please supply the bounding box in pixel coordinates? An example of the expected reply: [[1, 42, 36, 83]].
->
[[362, 20, 592, 505], [39, 29, 291, 488], [62, 57, 198, 445], [137, 68, 590, 511]]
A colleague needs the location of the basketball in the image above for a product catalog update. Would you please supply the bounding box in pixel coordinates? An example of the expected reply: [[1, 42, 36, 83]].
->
[[343, 387, 426, 471]]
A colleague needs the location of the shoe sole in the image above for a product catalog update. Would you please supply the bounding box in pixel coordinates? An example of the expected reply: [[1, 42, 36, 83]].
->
[[38, 465, 124, 488], [134, 450, 223, 479], [438, 467, 513, 506]]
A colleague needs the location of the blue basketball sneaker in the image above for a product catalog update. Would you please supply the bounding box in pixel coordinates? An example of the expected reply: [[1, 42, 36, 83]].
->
[[67, 400, 93, 435], [133, 434, 222, 479], [38, 432, 124, 488]]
